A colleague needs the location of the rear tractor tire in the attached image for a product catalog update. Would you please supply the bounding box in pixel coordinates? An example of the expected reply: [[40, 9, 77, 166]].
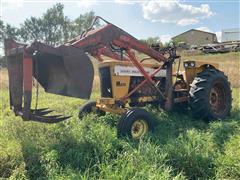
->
[[78, 100, 105, 119], [117, 108, 156, 139], [189, 68, 232, 120]]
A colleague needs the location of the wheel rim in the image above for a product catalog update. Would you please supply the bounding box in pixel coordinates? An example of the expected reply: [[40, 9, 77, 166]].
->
[[209, 82, 227, 116], [131, 120, 148, 138]]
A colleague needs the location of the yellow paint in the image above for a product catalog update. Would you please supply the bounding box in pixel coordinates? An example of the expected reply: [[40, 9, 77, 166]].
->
[[96, 102, 126, 114], [185, 67, 203, 85], [131, 119, 149, 138], [111, 76, 130, 98]]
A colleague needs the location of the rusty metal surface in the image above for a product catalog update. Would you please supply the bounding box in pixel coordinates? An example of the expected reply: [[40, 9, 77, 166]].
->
[[32, 45, 94, 99], [5, 39, 93, 123], [7, 54, 23, 112]]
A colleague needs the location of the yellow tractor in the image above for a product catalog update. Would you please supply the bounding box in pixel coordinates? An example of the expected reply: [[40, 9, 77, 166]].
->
[[5, 17, 232, 138]]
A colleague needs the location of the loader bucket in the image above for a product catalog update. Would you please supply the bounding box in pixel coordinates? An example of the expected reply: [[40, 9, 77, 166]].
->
[[5, 39, 94, 123], [32, 46, 94, 99]]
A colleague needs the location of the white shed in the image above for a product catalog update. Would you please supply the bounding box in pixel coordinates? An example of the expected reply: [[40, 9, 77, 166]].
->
[[222, 28, 240, 42]]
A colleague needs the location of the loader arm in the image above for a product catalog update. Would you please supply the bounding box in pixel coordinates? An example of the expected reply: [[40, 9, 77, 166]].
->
[[68, 16, 166, 63]]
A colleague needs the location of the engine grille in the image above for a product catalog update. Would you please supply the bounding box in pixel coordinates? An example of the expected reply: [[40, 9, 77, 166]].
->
[[129, 76, 164, 98], [99, 67, 112, 98]]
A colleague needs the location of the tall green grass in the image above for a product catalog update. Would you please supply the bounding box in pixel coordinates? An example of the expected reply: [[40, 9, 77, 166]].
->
[[0, 88, 239, 179]]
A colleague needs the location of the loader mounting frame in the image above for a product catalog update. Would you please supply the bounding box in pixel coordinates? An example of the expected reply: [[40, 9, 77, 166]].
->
[[5, 16, 178, 123]]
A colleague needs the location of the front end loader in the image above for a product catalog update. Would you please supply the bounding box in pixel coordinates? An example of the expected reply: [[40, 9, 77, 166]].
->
[[4, 16, 232, 138]]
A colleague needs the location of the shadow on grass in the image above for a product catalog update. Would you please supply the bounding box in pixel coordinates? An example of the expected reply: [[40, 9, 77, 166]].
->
[[209, 108, 240, 151], [150, 109, 209, 144], [150, 106, 240, 145]]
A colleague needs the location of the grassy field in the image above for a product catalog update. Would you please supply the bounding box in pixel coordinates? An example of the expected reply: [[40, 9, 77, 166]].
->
[[0, 52, 240, 179]]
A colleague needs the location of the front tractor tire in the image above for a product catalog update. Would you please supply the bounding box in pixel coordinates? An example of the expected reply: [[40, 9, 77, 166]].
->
[[117, 108, 156, 139], [189, 68, 232, 120], [78, 100, 105, 119]]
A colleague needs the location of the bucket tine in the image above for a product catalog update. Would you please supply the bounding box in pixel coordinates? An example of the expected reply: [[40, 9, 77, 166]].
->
[[30, 114, 71, 123], [32, 108, 49, 112], [34, 110, 53, 116], [31, 109, 54, 116], [44, 115, 63, 119]]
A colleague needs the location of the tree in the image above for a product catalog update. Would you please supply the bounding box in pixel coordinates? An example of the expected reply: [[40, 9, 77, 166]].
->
[[18, 17, 44, 43], [0, 20, 19, 41], [19, 3, 68, 45], [0, 20, 4, 42], [0, 20, 20, 67], [41, 3, 69, 45], [140, 36, 161, 46], [0, 55, 7, 67], [72, 11, 96, 37], [18, 3, 97, 46]]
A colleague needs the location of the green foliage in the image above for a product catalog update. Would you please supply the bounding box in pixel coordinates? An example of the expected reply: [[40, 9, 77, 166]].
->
[[215, 135, 240, 179], [140, 36, 161, 46], [0, 88, 239, 179], [0, 20, 19, 41], [0, 136, 26, 179], [0, 20, 19, 67], [18, 3, 96, 46], [72, 11, 97, 38], [164, 130, 217, 179], [0, 56, 7, 67]]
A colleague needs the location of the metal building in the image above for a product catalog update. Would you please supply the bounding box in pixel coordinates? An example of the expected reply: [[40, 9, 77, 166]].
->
[[172, 29, 218, 46], [222, 28, 240, 42]]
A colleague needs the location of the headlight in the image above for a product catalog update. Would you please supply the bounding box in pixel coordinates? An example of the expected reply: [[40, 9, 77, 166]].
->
[[184, 61, 195, 68]]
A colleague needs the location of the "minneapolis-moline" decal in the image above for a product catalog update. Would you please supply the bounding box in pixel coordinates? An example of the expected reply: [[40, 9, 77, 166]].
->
[[114, 65, 166, 77]]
